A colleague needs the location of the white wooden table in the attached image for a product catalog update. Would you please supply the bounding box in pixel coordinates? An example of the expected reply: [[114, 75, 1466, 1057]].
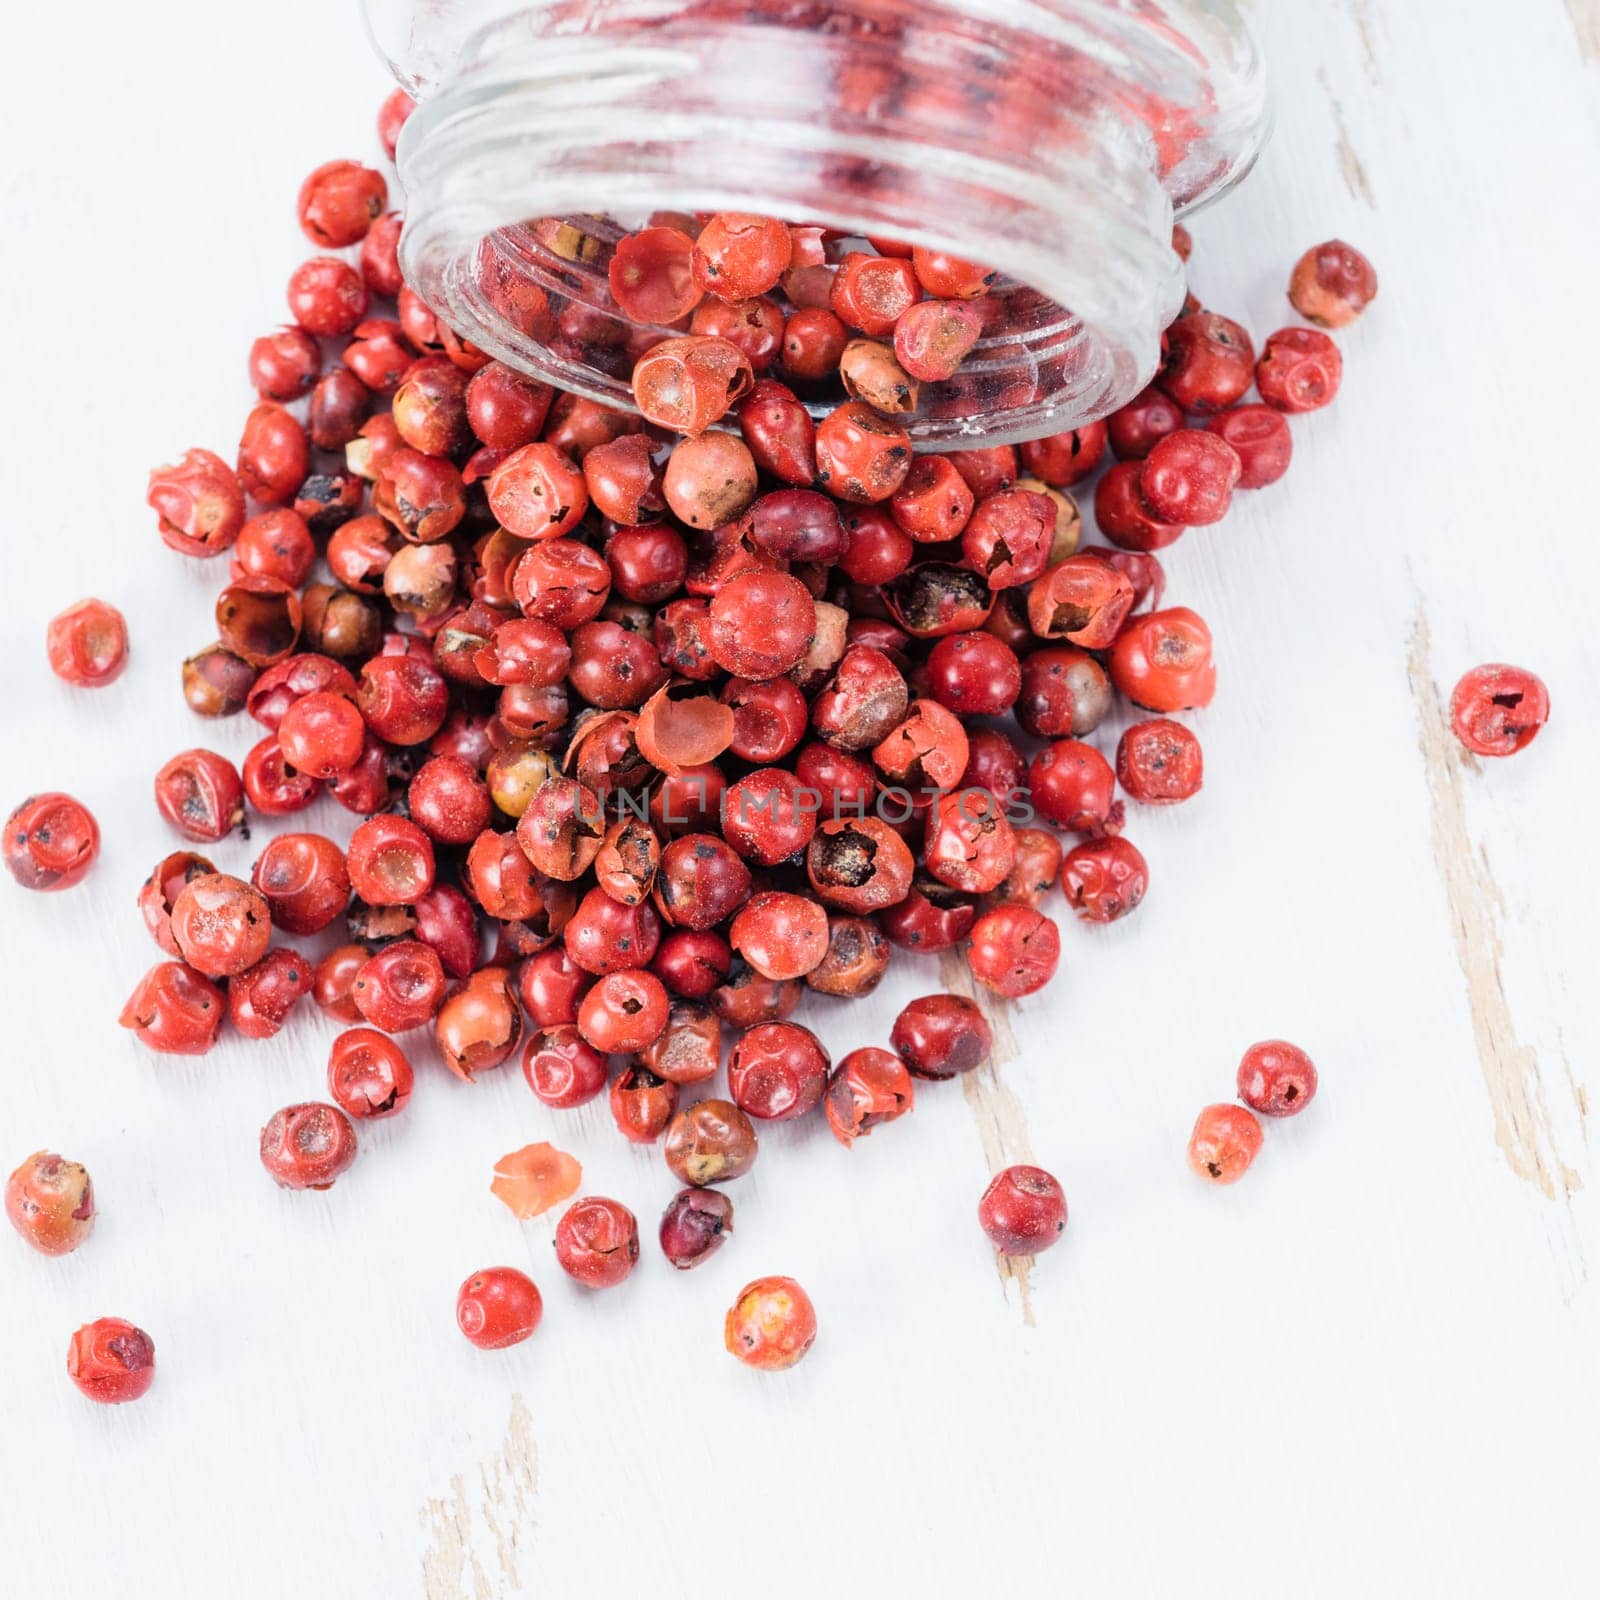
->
[[3, 2, 1599, 1593]]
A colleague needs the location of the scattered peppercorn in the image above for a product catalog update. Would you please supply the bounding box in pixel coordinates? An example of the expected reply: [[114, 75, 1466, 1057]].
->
[[978, 1165, 1067, 1255], [67, 1318, 156, 1404]]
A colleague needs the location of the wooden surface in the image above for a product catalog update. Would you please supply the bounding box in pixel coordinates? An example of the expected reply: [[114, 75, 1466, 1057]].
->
[[3, 1, 1599, 1594]]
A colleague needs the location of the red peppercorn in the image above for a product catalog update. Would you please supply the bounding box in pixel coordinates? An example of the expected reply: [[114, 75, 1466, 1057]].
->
[[249, 325, 320, 402], [1237, 1040, 1319, 1118], [1256, 327, 1344, 413], [288, 256, 368, 338], [297, 159, 387, 248], [663, 1098, 760, 1186], [237, 402, 310, 507], [650, 932, 732, 1002], [632, 335, 754, 434], [806, 914, 890, 998], [358, 653, 450, 745], [738, 379, 816, 485], [960, 725, 1027, 798], [1107, 386, 1185, 460], [780, 306, 850, 381], [806, 817, 914, 913], [873, 697, 969, 791], [1016, 646, 1113, 739], [608, 225, 700, 322], [375, 451, 467, 545], [1205, 405, 1293, 489], [352, 939, 447, 1033], [1019, 423, 1108, 488], [890, 993, 992, 1080], [725, 1275, 816, 1371], [815, 401, 913, 504], [182, 644, 257, 716], [1028, 741, 1123, 835], [810, 644, 908, 751], [989, 828, 1065, 908], [662, 432, 759, 530], [313, 368, 374, 451], [893, 298, 983, 383], [215, 576, 303, 668], [692, 295, 785, 371], [825, 1047, 914, 1146], [909, 245, 995, 299], [4, 792, 100, 891], [978, 1165, 1067, 1255], [233, 509, 317, 589], [946, 446, 1017, 498], [889, 458, 974, 546], [522, 1024, 609, 1109], [831, 252, 920, 336], [6, 1151, 95, 1256], [1093, 460, 1186, 553], [67, 1318, 155, 1405], [660, 1187, 735, 1269], [46, 598, 128, 687], [1061, 835, 1148, 924], [730, 891, 830, 982], [568, 618, 669, 709], [1288, 239, 1378, 329], [609, 1063, 679, 1142], [728, 1020, 830, 1121], [272, 691, 363, 781], [436, 967, 524, 1080], [924, 789, 1018, 895], [360, 210, 404, 297], [554, 1197, 640, 1288], [119, 960, 224, 1054], [312, 944, 369, 1023], [346, 815, 435, 906], [245, 732, 322, 816], [228, 948, 313, 1040], [260, 1102, 358, 1190], [479, 441, 587, 542], [148, 448, 246, 558], [693, 213, 792, 303], [1117, 719, 1203, 805], [326, 1027, 415, 1120], [1108, 606, 1217, 712], [1188, 1103, 1263, 1185], [153, 750, 245, 843], [879, 876, 976, 952], [967, 904, 1060, 998], [1159, 311, 1255, 414], [250, 832, 349, 936], [578, 969, 670, 1054], [414, 884, 481, 979], [1138, 430, 1242, 526], [343, 319, 413, 395], [457, 1267, 543, 1349], [1448, 664, 1550, 757], [961, 490, 1056, 590], [1021, 549, 1126, 642], [167, 872, 271, 978]]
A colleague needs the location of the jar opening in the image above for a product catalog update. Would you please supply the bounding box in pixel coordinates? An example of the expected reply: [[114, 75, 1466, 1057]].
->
[[392, 1, 1266, 444]]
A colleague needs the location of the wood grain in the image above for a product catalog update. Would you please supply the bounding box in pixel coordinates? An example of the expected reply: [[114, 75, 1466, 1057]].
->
[[422, 1396, 540, 1600], [1407, 609, 1587, 1206], [940, 950, 1037, 1325]]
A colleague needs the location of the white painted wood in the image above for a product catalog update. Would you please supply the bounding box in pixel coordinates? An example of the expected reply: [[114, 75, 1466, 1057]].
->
[[2, 1, 1598, 1594]]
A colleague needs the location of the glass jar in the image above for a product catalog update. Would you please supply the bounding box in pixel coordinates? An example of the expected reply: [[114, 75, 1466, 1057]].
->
[[367, 0, 1268, 446]]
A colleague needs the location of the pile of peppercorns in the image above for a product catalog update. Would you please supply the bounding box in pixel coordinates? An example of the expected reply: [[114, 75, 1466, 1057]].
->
[[6, 84, 1546, 1400]]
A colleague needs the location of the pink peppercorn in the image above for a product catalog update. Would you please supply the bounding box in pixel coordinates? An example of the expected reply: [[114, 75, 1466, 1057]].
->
[[1236, 1040, 1319, 1118], [977, 1165, 1067, 1255]]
